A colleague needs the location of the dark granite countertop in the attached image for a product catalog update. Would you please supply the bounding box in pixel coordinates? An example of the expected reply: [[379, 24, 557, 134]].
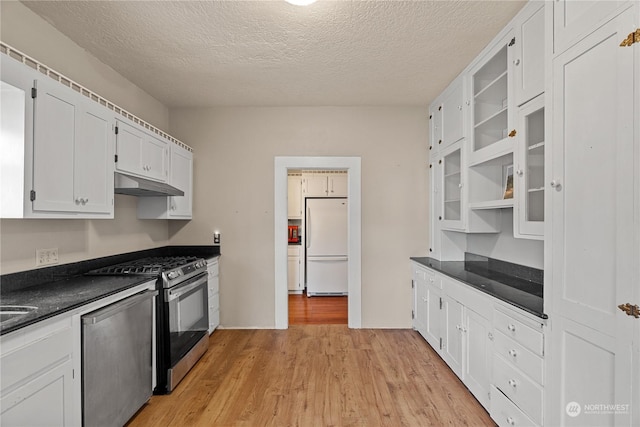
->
[[0, 275, 153, 336], [0, 245, 221, 336], [410, 256, 546, 319]]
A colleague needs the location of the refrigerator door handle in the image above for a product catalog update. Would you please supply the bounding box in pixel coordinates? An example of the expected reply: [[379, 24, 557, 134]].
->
[[306, 206, 311, 249], [308, 256, 348, 262]]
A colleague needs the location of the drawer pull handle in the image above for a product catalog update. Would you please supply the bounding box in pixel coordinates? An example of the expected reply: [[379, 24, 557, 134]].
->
[[508, 349, 517, 358], [506, 416, 515, 425], [507, 324, 516, 332], [508, 379, 517, 388]]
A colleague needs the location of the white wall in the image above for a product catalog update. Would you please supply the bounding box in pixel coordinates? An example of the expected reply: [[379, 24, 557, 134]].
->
[[168, 107, 429, 328], [0, 2, 171, 274], [467, 210, 544, 269]]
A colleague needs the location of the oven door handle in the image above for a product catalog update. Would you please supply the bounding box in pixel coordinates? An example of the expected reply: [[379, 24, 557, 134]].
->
[[166, 274, 208, 302]]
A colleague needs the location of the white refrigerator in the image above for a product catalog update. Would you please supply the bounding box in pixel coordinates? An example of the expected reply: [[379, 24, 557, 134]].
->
[[305, 198, 348, 296]]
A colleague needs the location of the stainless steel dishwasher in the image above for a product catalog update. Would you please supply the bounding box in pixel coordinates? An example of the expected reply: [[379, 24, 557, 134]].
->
[[82, 290, 157, 427]]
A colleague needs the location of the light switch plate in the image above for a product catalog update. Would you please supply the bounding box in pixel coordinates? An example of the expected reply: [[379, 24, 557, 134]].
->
[[36, 248, 58, 266]]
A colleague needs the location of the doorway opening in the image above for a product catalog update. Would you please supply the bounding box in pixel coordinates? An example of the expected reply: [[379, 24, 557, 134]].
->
[[274, 157, 361, 329]]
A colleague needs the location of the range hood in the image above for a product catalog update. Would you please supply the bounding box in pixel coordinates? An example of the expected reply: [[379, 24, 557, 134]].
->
[[114, 173, 184, 197]]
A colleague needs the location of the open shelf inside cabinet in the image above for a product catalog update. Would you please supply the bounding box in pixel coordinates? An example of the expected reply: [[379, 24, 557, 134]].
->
[[471, 43, 510, 159], [467, 151, 514, 208]]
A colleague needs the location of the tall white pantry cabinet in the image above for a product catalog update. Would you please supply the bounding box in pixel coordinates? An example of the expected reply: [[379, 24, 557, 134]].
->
[[546, 1, 640, 426], [421, 1, 640, 426]]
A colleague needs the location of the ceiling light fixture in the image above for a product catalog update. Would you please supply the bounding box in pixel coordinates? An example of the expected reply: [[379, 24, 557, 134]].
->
[[285, 0, 317, 6]]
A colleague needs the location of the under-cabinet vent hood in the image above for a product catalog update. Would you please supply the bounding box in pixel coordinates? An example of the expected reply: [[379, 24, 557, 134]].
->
[[114, 173, 184, 197]]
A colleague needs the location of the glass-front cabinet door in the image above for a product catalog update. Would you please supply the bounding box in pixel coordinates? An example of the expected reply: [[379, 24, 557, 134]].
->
[[469, 32, 515, 164], [440, 143, 465, 231], [515, 94, 544, 239]]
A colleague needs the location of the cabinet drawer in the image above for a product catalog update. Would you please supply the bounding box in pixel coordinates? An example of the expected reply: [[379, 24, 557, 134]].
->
[[426, 269, 442, 289], [208, 276, 219, 294], [413, 265, 426, 281], [209, 292, 220, 312], [493, 356, 543, 425], [207, 260, 219, 277], [490, 385, 538, 427], [494, 309, 543, 355], [209, 309, 220, 330], [494, 331, 543, 385], [288, 246, 301, 257], [1, 324, 72, 392]]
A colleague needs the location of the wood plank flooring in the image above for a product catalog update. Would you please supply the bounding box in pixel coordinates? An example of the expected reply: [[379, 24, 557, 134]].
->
[[127, 326, 495, 427], [288, 293, 348, 325]]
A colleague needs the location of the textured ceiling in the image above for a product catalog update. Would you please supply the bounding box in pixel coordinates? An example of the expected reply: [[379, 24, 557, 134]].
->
[[22, 0, 525, 107]]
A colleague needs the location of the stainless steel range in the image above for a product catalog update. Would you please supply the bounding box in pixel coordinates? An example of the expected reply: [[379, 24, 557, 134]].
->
[[88, 256, 209, 394]]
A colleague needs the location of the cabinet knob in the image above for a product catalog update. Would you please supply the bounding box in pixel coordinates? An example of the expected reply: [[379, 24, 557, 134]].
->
[[84, 198, 89, 205], [508, 129, 517, 137], [488, 332, 494, 340], [550, 180, 562, 190], [507, 324, 516, 332], [508, 349, 518, 358], [458, 183, 463, 188], [516, 169, 524, 177], [513, 59, 521, 66], [75, 198, 81, 205], [458, 105, 462, 111], [506, 416, 515, 425], [438, 216, 442, 221], [438, 140, 442, 145], [508, 379, 517, 388]]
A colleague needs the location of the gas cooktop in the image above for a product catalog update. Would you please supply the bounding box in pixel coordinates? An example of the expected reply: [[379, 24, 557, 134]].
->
[[87, 256, 203, 276]]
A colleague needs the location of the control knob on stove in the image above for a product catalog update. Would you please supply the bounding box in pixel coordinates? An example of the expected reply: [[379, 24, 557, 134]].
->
[[167, 271, 178, 279]]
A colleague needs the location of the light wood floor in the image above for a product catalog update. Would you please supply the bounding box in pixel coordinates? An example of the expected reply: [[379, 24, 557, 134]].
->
[[128, 326, 495, 426], [288, 292, 348, 325]]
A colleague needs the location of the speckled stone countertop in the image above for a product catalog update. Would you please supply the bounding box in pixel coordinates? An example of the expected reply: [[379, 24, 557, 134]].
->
[[0, 275, 153, 336], [410, 254, 545, 319], [0, 245, 220, 336]]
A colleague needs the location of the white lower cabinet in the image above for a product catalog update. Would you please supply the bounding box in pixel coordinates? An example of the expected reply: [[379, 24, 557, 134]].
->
[[464, 308, 492, 408], [491, 385, 537, 427], [411, 261, 545, 418], [0, 317, 74, 426], [491, 306, 544, 426], [207, 257, 220, 334], [287, 246, 303, 292], [442, 294, 465, 378]]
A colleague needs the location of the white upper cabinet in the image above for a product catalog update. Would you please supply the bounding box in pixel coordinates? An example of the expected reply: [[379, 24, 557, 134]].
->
[[429, 76, 466, 154], [287, 175, 303, 219], [328, 174, 348, 197], [167, 144, 193, 218], [429, 102, 443, 154], [553, 0, 632, 55], [302, 174, 328, 197], [439, 143, 466, 231], [137, 143, 193, 219], [514, 94, 545, 239], [32, 76, 114, 217], [302, 172, 348, 197], [469, 31, 515, 165], [0, 55, 33, 218], [441, 78, 467, 149], [513, 2, 545, 106], [115, 120, 168, 183]]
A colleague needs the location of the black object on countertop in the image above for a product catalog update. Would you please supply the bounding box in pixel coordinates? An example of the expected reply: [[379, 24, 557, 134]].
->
[[410, 253, 545, 319]]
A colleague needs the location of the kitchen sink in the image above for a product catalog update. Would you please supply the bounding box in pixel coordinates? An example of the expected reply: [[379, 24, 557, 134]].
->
[[0, 305, 38, 323]]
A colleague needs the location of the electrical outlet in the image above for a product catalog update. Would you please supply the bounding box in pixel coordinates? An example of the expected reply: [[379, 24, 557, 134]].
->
[[36, 248, 59, 267]]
